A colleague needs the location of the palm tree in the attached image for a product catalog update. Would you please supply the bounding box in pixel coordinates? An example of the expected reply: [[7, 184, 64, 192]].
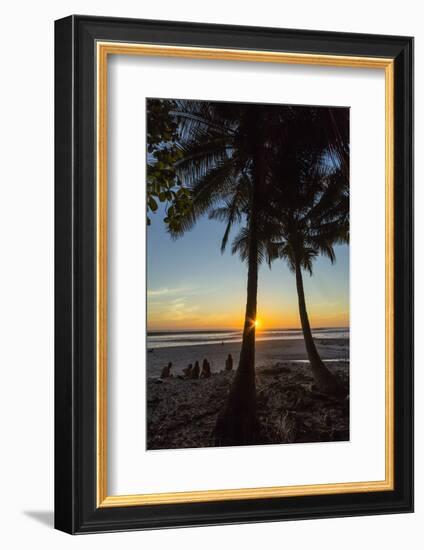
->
[[265, 140, 349, 395], [158, 99, 280, 445], [147, 100, 349, 446], [210, 189, 281, 445]]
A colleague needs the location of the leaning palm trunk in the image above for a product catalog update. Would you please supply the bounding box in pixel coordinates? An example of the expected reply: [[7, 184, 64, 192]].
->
[[294, 259, 344, 395]]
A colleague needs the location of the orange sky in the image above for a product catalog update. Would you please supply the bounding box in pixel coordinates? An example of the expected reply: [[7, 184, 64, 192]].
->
[[147, 298, 349, 331], [147, 204, 349, 332]]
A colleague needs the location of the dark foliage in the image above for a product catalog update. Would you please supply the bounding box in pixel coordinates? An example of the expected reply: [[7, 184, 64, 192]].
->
[[147, 98, 349, 442]]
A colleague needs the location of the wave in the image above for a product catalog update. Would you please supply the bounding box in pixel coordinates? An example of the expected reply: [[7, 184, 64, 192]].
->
[[147, 327, 349, 350]]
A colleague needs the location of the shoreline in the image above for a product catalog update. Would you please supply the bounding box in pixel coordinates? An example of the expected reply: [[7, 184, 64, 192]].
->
[[147, 329, 349, 351], [147, 337, 349, 378]]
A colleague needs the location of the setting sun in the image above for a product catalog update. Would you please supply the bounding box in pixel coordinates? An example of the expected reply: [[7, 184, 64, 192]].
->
[[145, 97, 350, 451]]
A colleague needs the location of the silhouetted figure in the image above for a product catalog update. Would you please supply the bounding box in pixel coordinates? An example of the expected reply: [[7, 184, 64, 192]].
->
[[225, 353, 233, 371], [182, 363, 193, 378], [200, 358, 211, 378], [160, 362, 172, 379], [192, 361, 200, 379]]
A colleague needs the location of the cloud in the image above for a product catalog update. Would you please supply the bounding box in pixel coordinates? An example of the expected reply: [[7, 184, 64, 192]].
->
[[148, 292, 201, 323], [147, 286, 226, 326], [147, 287, 186, 298], [168, 297, 199, 321]]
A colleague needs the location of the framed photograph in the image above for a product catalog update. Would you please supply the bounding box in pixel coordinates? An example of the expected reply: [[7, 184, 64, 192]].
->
[[54, 15, 413, 534]]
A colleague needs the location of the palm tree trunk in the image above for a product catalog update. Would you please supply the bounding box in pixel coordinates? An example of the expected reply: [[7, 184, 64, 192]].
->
[[214, 142, 263, 446], [214, 201, 260, 446], [294, 259, 343, 395]]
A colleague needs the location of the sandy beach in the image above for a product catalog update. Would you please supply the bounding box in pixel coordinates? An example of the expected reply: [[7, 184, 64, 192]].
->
[[147, 337, 349, 450], [147, 337, 349, 378]]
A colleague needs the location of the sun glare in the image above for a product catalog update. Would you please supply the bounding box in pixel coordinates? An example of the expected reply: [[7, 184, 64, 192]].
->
[[254, 319, 261, 328]]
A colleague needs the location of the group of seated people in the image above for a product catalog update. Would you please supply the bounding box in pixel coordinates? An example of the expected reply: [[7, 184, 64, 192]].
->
[[160, 353, 233, 379], [182, 359, 210, 379]]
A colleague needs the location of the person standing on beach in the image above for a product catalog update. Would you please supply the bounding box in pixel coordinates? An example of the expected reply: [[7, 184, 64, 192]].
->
[[160, 362, 172, 379], [225, 354, 233, 371]]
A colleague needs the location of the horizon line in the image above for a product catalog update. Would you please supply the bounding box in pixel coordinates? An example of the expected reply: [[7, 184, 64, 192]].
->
[[147, 326, 349, 333]]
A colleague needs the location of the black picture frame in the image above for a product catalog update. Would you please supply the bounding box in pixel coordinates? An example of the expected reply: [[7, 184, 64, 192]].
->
[[55, 15, 414, 534]]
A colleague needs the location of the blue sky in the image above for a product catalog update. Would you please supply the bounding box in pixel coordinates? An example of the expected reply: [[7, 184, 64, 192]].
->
[[147, 203, 349, 331]]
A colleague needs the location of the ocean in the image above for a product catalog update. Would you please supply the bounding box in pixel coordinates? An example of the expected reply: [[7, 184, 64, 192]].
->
[[147, 327, 348, 350]]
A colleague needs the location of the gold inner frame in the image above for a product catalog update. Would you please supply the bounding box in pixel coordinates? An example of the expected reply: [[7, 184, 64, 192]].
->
[[96, 42, 395, 508]]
